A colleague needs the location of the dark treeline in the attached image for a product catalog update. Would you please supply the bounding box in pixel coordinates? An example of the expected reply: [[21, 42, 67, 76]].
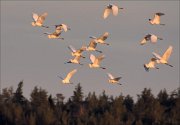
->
[[0, 81, 179, 125]]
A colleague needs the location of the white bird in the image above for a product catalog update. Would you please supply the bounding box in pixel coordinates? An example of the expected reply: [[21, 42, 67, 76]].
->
[[140, 34, 163, 45], [44, 32, 64, 40], [89, 32, 110, 45], [57, 69, 77, 84], [107, 73, 122, 85], [54, 24, 70, 32], [68, 45, 86, 58], [144, 58, 159, 72], [149, 12, 165, 25], [86, 38, 102, 53], [31, 12, 49, 28], [103, 4, 123, 19], [65, 56, 83, 65], [152, 46, 173, 67], [89, 54, 106, 69]]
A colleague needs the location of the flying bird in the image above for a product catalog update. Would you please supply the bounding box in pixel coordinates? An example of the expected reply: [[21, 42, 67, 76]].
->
[[68, 45, 86, 58], [65, 56, 83, 65], [54, 24, 71, 32], [144, 58, 159, 72], [140, 34, 163, 45], [89, 32, 110, 45], [44, 24, 69, 39], [107, 73, 122, 85], [89, 54, 106, 69], [149, 12, 165, 25], [152, 46, 173, 67], [44, 32, 64, 40], [103, 4, 123, 19], [86, 38, 102, 53], [31, 12, 49, 28], [57, 69, 77, 84]]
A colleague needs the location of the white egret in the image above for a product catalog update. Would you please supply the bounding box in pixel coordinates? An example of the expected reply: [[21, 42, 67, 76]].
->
[[54, 24, 70, 32], [44, 32, 64, 40], [103, 4, 123, 19], [107, 73, 122, 85], [89, 32, 109, 45], [31, 12, 49, 28], [86, 39, 102, 53], [149, 12, 165, 25], [89, 54, 106, 69], [140, 34, 163, 45], [152, 46, 173, 67], [65, 56, 83, 65], [68, 45, 86, 58], [144, 58, 159, 72], [57, 69, 77, 84]]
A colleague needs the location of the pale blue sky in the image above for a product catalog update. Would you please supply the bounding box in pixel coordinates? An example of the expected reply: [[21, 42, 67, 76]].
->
[[1, 1, 179, 100]]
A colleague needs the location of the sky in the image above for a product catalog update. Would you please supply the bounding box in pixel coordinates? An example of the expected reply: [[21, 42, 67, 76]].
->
[[1, 1, 179, 101]]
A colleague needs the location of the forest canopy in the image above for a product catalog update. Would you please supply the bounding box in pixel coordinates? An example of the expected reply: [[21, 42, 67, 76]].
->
[[0, 81, 179, 125]]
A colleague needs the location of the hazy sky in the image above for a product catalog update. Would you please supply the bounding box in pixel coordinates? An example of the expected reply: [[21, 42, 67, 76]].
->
[[1, 1, 179, 100]]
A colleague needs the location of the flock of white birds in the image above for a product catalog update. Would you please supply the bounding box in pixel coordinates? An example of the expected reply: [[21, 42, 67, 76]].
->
[[31, 4, 173, 85]]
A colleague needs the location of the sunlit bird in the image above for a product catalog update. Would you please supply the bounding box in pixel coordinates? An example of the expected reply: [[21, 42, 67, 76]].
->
[[103, 4, 123, 19], [31, 12, 49, 28], [149, 12, 165, 25], [86, 38, 102, 53], [68, 45, 86, 58], [144, 58, 159, 72], [57, 69, 77, 84], [107, 73, 122, 85], [140, 34, 163, 45], [89, 32, 110, 45], [44, 32, 64, 40], [152, 46, 173, 67], [54, 24, 71, 32], [65, 56, 83, 65], [89, 54, 106, 69]]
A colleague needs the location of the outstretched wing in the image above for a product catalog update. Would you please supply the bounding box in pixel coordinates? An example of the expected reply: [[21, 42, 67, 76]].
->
[[103, 8, 111, 19], [98, 32, 109, 41], [68, 45, 76, 53], [153, 13, 160, 24], [88, 40, 97, 48], [114, 77, 122, 81], [107, 73, 114, 79], [162, 46, 173, 61], [38, 12, 48, 24], [95, 55, 105, 65], [32, 13, 39, 21], [65, 69, 77, 81], [90, 54, 96, 63], [112, 5, 119, 16], [97, 55, 105, 61], [77, 45, 86, 53], [61, 24, 68, 32], [140, 38, 147, 45], [156, 12, 165, 16], [152, 52, 162, 60]]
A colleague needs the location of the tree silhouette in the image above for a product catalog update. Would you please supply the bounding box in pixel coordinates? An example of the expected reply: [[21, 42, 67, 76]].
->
[[0, 81, 179, 125]]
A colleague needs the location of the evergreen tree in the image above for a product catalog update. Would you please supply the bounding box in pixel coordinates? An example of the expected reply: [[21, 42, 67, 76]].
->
[[71, 83, 83, 103], [0, 81, 179, 125]]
